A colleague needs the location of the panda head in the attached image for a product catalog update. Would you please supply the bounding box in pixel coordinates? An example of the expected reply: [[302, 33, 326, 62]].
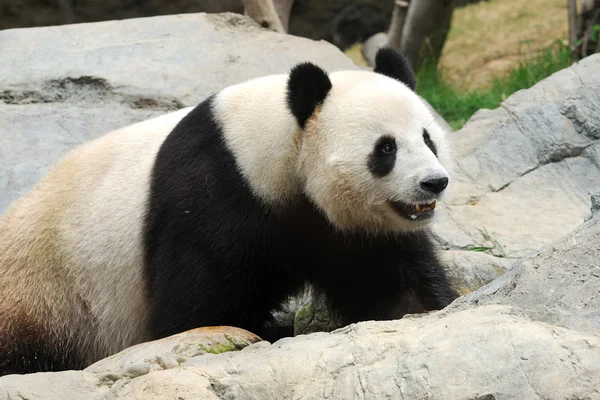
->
[[287, 47, 452, 233]]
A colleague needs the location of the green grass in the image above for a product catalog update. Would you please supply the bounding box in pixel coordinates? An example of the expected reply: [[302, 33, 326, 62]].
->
[[416, 40, 574, 130]]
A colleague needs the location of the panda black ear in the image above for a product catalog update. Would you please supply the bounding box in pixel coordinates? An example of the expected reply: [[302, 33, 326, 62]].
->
[[373, 47, 416, 91], [286, 62, 332, 129]]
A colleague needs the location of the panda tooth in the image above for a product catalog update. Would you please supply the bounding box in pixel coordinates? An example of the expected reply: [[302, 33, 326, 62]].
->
[[410, 214, 417, 219], [415, 204, 421, 213]]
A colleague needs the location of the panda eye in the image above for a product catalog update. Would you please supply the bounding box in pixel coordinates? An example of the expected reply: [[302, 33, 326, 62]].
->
[[381, 143, 394, 155], [423, 130, 432, 147], [376, 137, 396, 156], [423, 129, 437, 156]]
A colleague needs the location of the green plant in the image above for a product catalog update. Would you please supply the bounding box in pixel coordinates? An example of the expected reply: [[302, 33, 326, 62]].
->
[[466, 227, 508, 258], [575, 23, 600, 47], [416, 40, 574, 130], [591, 23, 600, 43]]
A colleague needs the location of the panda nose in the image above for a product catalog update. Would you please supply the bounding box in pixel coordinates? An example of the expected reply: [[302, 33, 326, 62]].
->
[[420, 177, 448, 194]]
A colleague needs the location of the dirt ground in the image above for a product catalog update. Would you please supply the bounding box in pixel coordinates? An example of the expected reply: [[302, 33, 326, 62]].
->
[[346, 0, 569, 90], [441, 0, 568, 89]]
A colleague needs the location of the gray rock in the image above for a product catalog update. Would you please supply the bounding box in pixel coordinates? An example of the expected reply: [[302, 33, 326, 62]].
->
[[0, 0, 243, 30], [150, 305, 600, 400], [85, 326, 261, 381], [361, 31, 388, 66], [0, 12, 356, 213], [585, 192, 600, 221], [435, 53, 600, 258], [2, 308, 599, 399], [448, 201, 600, 335], [439, 250, 514, 295]]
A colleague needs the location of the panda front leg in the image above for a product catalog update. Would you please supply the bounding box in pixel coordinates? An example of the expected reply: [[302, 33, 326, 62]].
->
[[386, 236, 460, 317], [310, 272, 420, 327], [146, 252, 305, 343], [147, 261, 268, 341], [314, 254, 458, 326], [399, 254, 460, 314]]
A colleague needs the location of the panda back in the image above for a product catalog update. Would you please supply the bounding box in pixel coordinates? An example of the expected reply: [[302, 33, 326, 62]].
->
[[0, 106, 194, 361]]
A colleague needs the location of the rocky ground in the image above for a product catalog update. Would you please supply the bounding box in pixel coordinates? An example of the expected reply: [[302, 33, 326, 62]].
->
[[0, 11, 599, 399], [432, 51, 600, 258]]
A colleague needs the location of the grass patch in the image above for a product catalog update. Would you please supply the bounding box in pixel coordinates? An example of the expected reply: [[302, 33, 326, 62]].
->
[[440, 0, 568, 89], [417, 40, 574, 130]]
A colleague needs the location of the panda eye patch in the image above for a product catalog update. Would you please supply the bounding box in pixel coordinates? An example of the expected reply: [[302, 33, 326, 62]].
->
[[423, 129, 437, 156], [368, 135, 397, 177]]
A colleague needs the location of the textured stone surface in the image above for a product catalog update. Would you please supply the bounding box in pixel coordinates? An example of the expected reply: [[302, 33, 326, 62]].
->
[[448, 202, 600, 335], [0, 12, 356, 212], [586, 192, 600, 220], [361, 31, 388, 66], [85, 326, 261, 379], [433, 53, 600, 258], [2, 308, 599, 399], [439, 250, 514, 295]]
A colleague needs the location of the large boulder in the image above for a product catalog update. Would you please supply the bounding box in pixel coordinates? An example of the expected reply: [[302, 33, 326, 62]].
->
[[434, 53, 600, 258], [85, 326, 262, 380], [1, 197, 599, 399], [0, 12, 356, 213], [448, 194, 600, 335]]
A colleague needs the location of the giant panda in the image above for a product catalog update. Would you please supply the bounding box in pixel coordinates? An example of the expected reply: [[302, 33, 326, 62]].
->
[[0, 47, 458, 376]]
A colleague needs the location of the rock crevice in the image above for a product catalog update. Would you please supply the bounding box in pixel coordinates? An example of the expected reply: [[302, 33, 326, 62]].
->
[[1, 76, 185, 112]]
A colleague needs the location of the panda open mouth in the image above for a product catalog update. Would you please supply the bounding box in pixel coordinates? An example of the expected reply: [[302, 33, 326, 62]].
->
[[389, 200, 437, 221]]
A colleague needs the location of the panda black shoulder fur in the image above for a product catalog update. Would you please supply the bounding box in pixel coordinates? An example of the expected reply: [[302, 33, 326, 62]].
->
[[0, 48, 458, 375]]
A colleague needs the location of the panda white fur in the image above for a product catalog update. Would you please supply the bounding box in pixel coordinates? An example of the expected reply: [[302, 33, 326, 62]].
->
[[0, 48, 458, 375]]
